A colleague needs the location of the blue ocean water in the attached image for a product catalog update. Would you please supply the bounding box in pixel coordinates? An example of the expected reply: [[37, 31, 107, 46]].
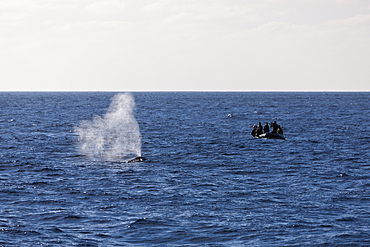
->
[[1, 92, 369, 246]]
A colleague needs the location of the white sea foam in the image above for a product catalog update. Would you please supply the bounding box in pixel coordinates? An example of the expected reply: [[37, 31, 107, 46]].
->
[[75, 93, 141, 161]]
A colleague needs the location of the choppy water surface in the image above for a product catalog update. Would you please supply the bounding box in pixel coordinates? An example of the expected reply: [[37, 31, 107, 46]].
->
[[1, 92, 369, 246]]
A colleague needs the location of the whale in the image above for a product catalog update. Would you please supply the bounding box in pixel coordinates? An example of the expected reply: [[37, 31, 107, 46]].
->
[[127, 156, 146, 163]]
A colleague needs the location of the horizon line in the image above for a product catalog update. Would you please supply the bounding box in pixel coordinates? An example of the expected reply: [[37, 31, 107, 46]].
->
[[1, 90, 369, 93]]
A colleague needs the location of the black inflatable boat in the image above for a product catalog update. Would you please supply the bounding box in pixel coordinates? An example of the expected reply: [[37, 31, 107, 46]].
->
[[255, 132, 285, 140]]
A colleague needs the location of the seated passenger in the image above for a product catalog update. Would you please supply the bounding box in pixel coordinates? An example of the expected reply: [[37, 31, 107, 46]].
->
[[256, 122, 263, 136], [271, 121, 278, 133], [277, 125, 283, 135], [263, 123, 269, 133], [251, 126, 257, 137]]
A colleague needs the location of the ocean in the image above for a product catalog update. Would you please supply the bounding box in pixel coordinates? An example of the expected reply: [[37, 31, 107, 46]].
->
[[1, 92, 369, 246]]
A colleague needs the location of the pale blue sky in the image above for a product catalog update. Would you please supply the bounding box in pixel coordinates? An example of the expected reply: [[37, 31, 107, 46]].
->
[[1, 0, 369, 91]]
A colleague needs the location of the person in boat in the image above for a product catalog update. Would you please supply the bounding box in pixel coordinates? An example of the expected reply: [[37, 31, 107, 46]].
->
[[251, 125, 257, 137], [256, 122, 263, 136], [271, 121, 278, 133], [263, 123, 269, 133], [277, 125, 283, 135]]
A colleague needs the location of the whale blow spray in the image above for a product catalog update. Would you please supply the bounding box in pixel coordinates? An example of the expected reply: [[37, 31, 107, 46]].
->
[[75, 93, 141, 161]]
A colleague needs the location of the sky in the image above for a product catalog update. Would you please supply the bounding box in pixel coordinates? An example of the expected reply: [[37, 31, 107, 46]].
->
[[1, 0, 369, 91]]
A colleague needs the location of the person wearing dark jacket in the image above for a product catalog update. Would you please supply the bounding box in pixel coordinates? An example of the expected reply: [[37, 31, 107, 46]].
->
[[277, 125, 283, 135], [263, 123, 269, 133], [271, 121, 278, 133], [256, 122, 263, 136], [251, 126, 257, 137]]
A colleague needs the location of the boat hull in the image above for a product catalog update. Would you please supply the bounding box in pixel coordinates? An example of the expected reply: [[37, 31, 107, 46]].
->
[[256, 133, 285, 140]]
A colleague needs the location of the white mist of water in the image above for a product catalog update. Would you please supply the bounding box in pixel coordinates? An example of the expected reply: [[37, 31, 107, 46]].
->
[[75, 93, 141, 161]]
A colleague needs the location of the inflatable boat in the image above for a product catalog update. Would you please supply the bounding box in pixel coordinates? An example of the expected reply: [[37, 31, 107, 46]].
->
[[256, 132, 285, 140]]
